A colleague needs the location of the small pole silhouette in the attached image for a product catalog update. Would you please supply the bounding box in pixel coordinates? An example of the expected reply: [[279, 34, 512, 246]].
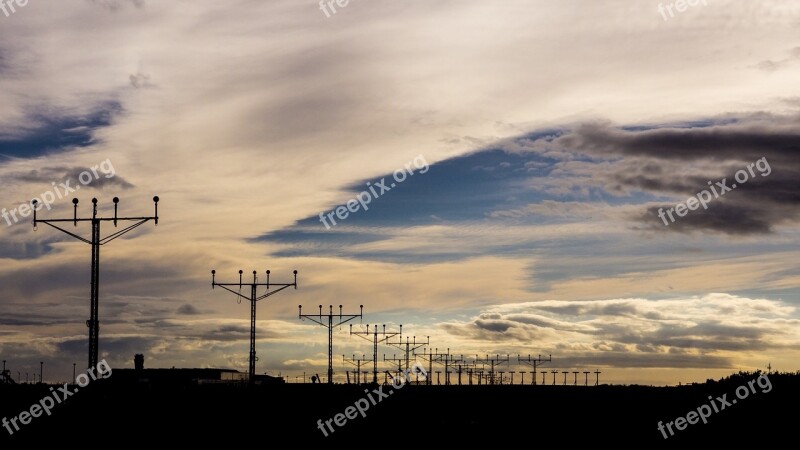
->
[[594, 369, 601, 386], [551, 370, 558, 385], [583, 371, 590, 386], [33, 196, 160, 370], [573, 371, 579, 386], [541, 371, 546, 385], [299, 304, 363, 384], [562, 370, 568, 386], [212, 269, 297, 386]]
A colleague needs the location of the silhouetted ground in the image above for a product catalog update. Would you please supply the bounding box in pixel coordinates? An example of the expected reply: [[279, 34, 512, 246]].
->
[[1, 371, 795, 445]]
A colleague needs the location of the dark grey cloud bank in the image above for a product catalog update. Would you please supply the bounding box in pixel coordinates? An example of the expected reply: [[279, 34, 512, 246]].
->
[[535, 114, 800, 235]]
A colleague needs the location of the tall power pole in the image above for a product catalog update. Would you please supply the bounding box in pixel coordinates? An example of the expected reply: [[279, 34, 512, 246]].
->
[[299, 305, 362, 384], [350, 324, 399, 383], [211, 269, 297, 386], [33, 196, 160, 370]]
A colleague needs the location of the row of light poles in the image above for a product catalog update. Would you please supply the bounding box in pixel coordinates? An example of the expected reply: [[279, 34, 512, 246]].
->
[[1, 360, 79, 384]]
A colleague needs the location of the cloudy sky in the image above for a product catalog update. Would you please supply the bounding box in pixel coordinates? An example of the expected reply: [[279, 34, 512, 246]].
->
[[0, 0, 798, 386]]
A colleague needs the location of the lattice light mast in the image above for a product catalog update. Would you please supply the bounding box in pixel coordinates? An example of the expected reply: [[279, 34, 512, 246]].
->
[[518, 354, 552, 385], [386, 325, 429, 371], [211, 269, 297, 385], [475, 354, 510, 386], [33, 196, 159, 370], [343, 354, 370, 384], [417, 348, 461, 385], [350, 324, 400, 383], [299, 304, 363, 384]]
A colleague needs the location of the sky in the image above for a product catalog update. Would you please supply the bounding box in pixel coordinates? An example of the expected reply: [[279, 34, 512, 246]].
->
[[0, 0, 798, 386]]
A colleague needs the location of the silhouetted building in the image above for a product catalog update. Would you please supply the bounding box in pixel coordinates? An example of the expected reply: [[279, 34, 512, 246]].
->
[[114, 367, 251, 385], [114, 353, 282, 386]]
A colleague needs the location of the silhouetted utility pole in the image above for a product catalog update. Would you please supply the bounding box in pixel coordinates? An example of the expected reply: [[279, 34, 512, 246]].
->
[[583, 370, 590, 386], [386, 325, 429, 371], [343, 354, 370, 384], [573, 371, 579, 386], [350, 324, 400, 383], [383, 354, 406, 381], [594, 369, 602, 386], [518, 354, 552, 385], [551, 370, 558, 385], [299, 305, 362, 384], [418, 348, 460, 385], [212, 269, 297, 386], [33, 196, 159, 371], [475, 354, 510, 385], [457, 363, 472, 385]]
